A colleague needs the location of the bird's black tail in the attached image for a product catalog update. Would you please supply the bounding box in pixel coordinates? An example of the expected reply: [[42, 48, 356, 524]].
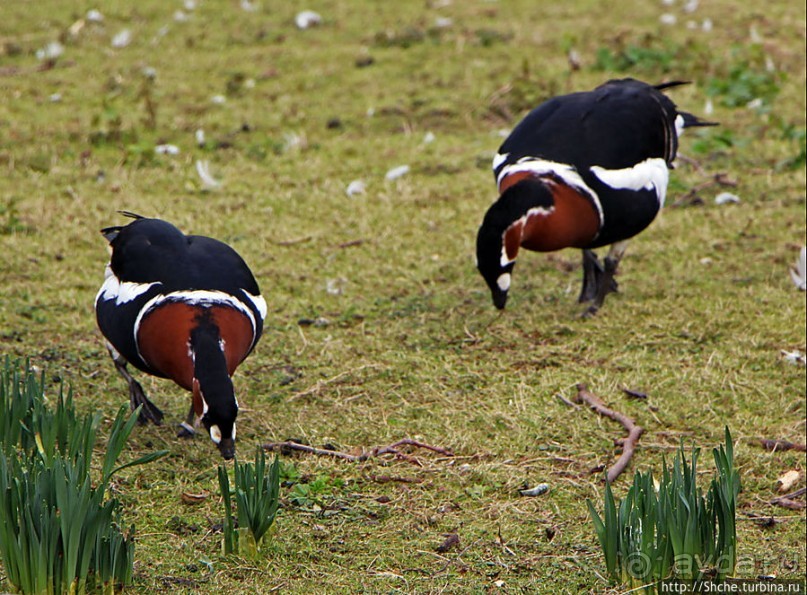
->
[[655, 80, 690, 91]]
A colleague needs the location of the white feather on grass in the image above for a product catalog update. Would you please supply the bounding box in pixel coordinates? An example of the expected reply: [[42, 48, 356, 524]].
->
[[790, 246, 806, 291], [195, 160, 221, 189], [345, 180, 366, 197], [155, 144, 180, 155], [385, 165, 410, 181], [715, 192, 740, 205], [111, 29, 132, 48], [295, 10, 322, 29], [781, 350, 806, 366]]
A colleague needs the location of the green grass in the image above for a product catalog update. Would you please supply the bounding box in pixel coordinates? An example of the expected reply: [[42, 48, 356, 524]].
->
[[1, 1, 805, 593]]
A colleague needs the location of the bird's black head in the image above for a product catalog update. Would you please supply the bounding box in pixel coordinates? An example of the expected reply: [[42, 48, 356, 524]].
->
[[476, 179, 557, 309], [193, 374, 238, 460], [476, 218, 515, 310]]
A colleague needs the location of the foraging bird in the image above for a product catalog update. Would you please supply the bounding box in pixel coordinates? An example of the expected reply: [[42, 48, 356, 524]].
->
[[476, 78, 715, 314], [95, 213, 266, 459]]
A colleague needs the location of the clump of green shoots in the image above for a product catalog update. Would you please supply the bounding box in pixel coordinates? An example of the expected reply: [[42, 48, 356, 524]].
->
[[0, 357, 167, 594], [587, 427, 741, 592], [218, 448, 281, 556]]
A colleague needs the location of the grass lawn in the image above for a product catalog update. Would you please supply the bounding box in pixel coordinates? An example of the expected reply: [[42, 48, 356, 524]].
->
[[0, 1, 804, 592]]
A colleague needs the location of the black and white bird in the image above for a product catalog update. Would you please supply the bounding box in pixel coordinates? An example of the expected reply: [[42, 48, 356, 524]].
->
[[476, 78, 715, 314], [95, 213, 266, 459]]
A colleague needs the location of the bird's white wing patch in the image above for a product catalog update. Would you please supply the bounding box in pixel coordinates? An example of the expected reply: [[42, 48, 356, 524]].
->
[[242, 289, 268, 321], [492, 152, 510, 172], [95, 272, 161, 307], [496, 158, 604, 226], [590, 158, 669, 207]]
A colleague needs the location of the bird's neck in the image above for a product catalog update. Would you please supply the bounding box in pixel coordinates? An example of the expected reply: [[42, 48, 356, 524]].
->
[[190, 321, 235, 418]]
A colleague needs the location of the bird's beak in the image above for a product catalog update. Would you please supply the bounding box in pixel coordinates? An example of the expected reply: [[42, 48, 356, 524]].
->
[[217, 437, 235, 460], [492, 289, 508, 310]]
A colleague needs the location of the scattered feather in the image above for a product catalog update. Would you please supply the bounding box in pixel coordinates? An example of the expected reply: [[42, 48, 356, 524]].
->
[[781, 350, 806, 366], [659, 13, 677, 25], [423, 131, 436, 144], [68, 19, 85, 38], [520, 484, 549, 497], [385, 164, 410, 181], [699, 257, 713, 265], [195, 160, 221, 188], [283, 131, 307, 152], [704, 97, 714, 116], [174, 10, 189, 22], [777, 470, 801, 493], [49, 93, 62, 102], [790, 247, 806, 290], [36, 41, 64, 61], [345, 180, 366, 197], [661, 0, 675, 5], [295, 10, 322, 29], [111, 29, 132, 48], [195, 129, 206, 147], [765, 55, 776, 73], [714, 192, 740, 205], [750, 25, 762, 43], [434, 17, 453, 28], [701, 18, 713, 32], [683, 0, 699, 12], [142, 66, 157, 80], [326, 278, 345, 295], [746, 97, 763, 110], [155, 144, 180, 155], [183, 0, 197, 9], [240, 0, 259, 11], [210, 94, 226, 104], [86, 9, 104, 22], [567, 49, 582, 70], [366, 107, 375, 117]]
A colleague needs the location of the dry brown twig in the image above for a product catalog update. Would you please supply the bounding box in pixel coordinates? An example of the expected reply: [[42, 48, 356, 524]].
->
[[757, 438, 807, 453], [672, 172, 737, 207], [771, 487, 806, 511], [573, 383, 645, 483], [263, 438, 454, 467]]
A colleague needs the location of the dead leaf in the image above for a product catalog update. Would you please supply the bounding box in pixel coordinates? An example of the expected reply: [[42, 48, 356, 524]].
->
[[436, 533, 459, 553], [181, 491, 209, 505], [777, 470, 801, 493]]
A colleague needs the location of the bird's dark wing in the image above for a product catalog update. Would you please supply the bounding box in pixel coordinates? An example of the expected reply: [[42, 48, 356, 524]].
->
[[496, 78, 686, 174]]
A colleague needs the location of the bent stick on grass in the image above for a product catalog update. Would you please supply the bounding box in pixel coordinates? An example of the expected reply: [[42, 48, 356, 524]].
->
[[573, 383, 644, 483], [262, 438, 454, 466], [757, 438, 807, 453]]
